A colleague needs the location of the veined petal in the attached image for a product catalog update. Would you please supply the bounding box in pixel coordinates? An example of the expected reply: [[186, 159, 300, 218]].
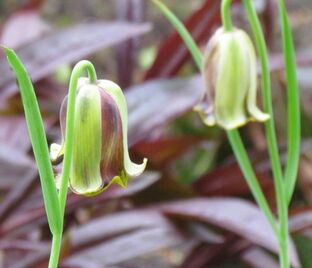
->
[[215, 32, 249, 129], [70, 84, 103, 195], [200, 28, 224, 126], [200, 27, 269, 130], [51, 77, 146, 196], [98, 88, 125, 187], [97, 79, 147, 177], [240, 32, 270, 122]]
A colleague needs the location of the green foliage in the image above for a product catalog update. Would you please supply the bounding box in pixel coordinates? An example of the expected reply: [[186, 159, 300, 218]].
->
[[2, 47, 61, 235]]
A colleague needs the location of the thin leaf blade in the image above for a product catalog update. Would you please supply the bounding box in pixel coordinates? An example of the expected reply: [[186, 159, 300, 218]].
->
[[2, 47, 61, 235]]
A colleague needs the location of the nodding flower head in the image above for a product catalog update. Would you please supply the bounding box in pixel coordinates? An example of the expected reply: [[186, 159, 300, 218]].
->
[[50, 78, 147, 196], [195, 27, 269, 130]]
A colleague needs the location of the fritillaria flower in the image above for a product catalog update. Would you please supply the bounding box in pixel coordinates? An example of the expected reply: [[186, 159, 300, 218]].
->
[[50, 78, 147, 196], [195, 27, 270, 130]]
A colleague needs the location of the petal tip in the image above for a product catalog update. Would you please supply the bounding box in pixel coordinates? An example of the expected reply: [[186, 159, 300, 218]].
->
[[50, 143, 64, 165], [125, 158, 148, 178], [193, 105, 216, 126]]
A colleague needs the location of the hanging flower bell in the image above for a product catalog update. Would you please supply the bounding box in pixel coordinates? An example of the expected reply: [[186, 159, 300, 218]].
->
[[195, 27, 270, 130], [50, 78, 147, 196]]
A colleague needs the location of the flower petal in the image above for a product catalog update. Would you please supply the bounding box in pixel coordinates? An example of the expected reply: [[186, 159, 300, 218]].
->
[[50, 143, 64, 165], [200, 27, 269, 130], [239, 31, 270, 122], [69, 84, 103, 195], [98, 88, 125, 187], [214, 32, 249, 129], [97, 80, 147, 177]]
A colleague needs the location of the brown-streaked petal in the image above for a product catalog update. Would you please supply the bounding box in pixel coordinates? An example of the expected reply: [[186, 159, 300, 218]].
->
[[99, 89, 124, 187]]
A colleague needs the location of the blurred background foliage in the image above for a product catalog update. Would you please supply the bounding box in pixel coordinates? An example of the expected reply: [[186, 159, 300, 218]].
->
[[0, 0, 312, 267]]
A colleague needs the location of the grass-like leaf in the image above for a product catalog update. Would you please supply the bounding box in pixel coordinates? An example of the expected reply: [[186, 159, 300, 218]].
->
[[152, 0, 278, 234], [152, 0, 203, 69], [276, 0, 301, 204], [2, 46, 61, 235]]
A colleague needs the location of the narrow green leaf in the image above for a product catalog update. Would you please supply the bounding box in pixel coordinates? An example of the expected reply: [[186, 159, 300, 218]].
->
[[2, 46, 61, 235], [152, 0, 277, 234], [152, 0, 203, 69], [242, 2, 290, 266], [276, 0, 301, 204]]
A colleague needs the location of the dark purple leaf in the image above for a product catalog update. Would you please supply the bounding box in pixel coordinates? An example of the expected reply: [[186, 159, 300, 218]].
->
[[0, 116, 55, 152], [0, 145, 36, 191], [261, 0, 275, 49], [0, 172, 37, 224], [1, 172, 160, 236], [0, 239, 49, 252], [193, 161, 273, 197], [115, 0, 146, 88], [290, 210, 312, 233], [0, 116, 29, 152], [267, 52, 312, 73], [0, 10, 50, 49], [65, 225, 184, 267], [241, 246, 279, 268], [160, 197, 300, 267], [126, 75, 204, 145], [0, 21, 151, 108], [0, 116, 56, 223], [133, 136, 204, 167], [181, 235, 245, 268], [12, 210, 185, 267], [144, 0, 221, 79]]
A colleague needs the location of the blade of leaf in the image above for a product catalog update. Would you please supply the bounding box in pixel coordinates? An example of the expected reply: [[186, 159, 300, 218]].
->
[[146, 0, 218, 79], [152, 0, 203, 70], [276, 0, 301, 204], [2, 46, 61, 235], [161, 197, 299, 267], [0, 22, 151, 108]]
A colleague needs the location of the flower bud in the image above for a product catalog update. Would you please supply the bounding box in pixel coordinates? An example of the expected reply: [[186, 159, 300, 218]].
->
[[51, 78, 147, 196], [195, 27, 269, 130]]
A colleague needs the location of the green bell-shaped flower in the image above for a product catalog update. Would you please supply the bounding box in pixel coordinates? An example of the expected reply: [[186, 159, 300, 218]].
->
[[50, 78, 147, 196], [195, 27, 269, 130]]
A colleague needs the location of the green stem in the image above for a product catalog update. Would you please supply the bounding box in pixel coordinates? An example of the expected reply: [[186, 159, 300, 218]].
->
[[48, 60, 97, 268], [227, 130, 278, 234], [48, 233, 62, 268], [221, 0, 233, 31], [242, 0, 284, 202], [276, 0, 300, 205], [151, 0, 202, 68], [243, 1, 289, 267], [58, 60, 97, 217], [152, 0, 277, 235]]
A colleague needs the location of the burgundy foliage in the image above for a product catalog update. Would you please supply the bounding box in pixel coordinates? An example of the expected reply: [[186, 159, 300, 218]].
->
[[0, 1, 311, 268]]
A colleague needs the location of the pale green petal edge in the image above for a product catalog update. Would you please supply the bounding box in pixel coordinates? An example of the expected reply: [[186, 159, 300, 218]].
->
[[50, 139, 127, 196], [97, 79, 147, 177], [84, 171, 127, 197], [237, 30, 270, 122]]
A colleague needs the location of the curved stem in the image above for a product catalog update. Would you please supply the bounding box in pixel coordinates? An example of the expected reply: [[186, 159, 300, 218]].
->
[[221, 0, 233, 31], [243, 1, 289, 267], [152, 0, 277, 235], [152, 0, 202, 68], [227, 130, 278, 234], [58, 60, 97, 216], [48, 60, 97, 268]]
